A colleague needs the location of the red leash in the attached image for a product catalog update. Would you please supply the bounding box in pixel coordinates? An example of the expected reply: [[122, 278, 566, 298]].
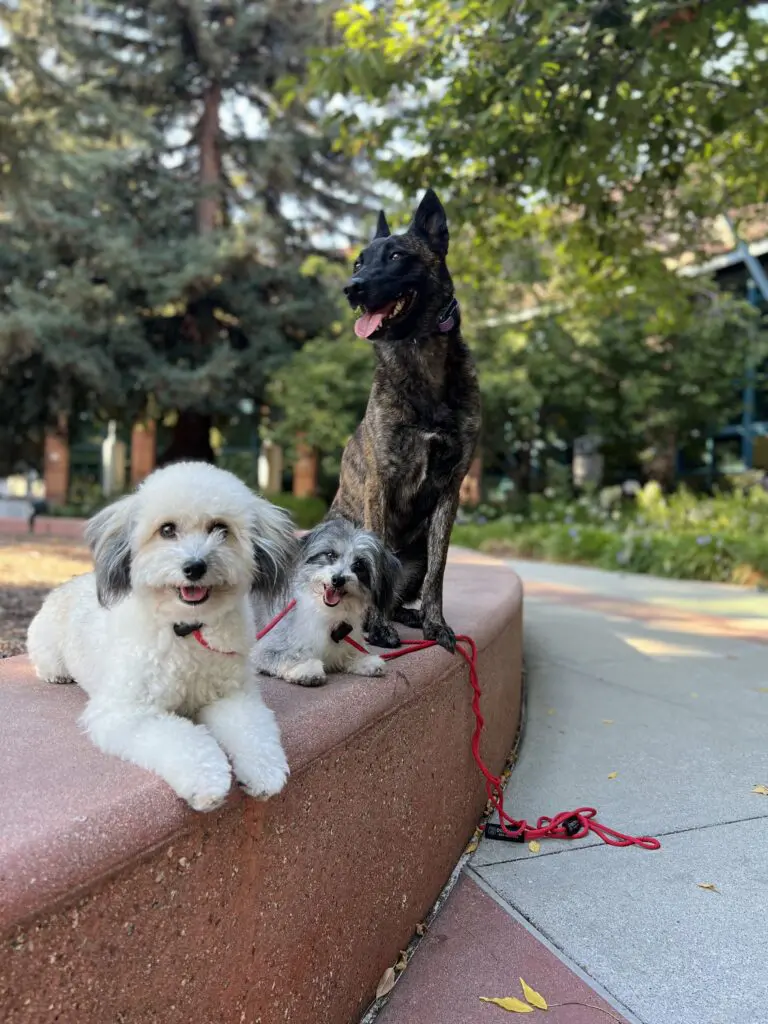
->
[[191, 603, 660, 851]]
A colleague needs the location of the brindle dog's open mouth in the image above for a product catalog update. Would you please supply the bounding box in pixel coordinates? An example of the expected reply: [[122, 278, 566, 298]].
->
[[354, 291, 417, 339]]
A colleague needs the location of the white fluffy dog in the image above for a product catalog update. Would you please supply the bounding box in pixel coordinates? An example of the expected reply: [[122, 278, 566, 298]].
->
[[27, 462, 297, 811], [252, 517, 401, 686]]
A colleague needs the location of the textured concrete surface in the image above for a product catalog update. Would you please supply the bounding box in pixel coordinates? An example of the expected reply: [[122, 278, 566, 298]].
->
[[0, 550, 523, 1024], [378, 874, 631, 1024], [469, 561, 768, 1024]]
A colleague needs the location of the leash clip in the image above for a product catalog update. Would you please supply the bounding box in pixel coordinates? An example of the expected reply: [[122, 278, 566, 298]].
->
[[484, 822, 526, 843], [562, 814, 583, 837]]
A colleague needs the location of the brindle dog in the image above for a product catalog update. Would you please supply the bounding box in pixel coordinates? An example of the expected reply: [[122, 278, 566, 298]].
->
[[329, 189, 481, 652]]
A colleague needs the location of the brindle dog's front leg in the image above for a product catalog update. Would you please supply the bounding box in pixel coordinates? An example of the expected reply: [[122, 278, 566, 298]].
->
[[420, 487, 462, 653], [362, 472, 402, 649]]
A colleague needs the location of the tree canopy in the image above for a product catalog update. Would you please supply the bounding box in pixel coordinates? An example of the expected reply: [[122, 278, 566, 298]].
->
[[0, 0, 364, 464]]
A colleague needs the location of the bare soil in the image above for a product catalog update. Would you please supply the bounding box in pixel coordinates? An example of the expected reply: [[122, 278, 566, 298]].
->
[[0, 537, 91, 658]]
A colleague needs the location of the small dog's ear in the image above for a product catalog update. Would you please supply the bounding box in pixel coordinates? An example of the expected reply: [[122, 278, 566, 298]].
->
[[408, 188, 449, 256], [369, 539, 401, 614], [373, 209, 391, 240], [250, 499, 298, 599], [84, 495, 135, 607]]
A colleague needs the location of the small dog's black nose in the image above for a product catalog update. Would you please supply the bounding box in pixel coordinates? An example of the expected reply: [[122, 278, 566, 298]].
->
[[344, 277, 365, 303], [331, 573, 348, 589], [183, 559, 207, 581]]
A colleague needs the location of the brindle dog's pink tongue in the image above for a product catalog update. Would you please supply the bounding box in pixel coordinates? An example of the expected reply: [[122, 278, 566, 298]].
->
[[354, 310, 385, 339]]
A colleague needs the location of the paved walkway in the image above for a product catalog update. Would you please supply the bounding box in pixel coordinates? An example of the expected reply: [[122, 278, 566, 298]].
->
[[379, 561, 768, 1024]]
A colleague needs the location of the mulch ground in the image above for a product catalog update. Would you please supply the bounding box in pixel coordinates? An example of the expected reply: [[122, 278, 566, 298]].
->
[[0, 537, 91, 658]]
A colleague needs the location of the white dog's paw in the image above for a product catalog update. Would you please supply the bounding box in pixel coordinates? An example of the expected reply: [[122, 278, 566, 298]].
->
[[183, 763, 233, 813], [237, 756, 290, 800], [350, 654, 386, 678], [283, 659, 326, 687]]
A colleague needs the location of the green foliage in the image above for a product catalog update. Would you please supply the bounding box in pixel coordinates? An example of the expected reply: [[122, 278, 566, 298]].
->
[[265, 255, 375, 458], [315, 0, 768, 255], [454, 483, 768, 585], [266, 493, 328, 530], [0, 0, 366, 455]]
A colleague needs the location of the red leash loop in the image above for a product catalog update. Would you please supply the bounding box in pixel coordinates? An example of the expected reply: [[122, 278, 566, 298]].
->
[[243, 602, 661, 852]]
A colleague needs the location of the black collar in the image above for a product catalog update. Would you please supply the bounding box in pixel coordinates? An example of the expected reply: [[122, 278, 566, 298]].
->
[[437, 296, 460, 332], [173, 622, 203, 637]]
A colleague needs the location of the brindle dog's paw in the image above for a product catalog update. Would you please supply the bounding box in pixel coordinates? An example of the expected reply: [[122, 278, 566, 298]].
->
[[365, 621, 402, 649], [422, 618, 456, 653], [392, 606, 423, 629]]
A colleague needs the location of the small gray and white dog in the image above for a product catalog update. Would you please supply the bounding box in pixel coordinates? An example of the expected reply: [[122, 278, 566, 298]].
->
[[252, 517, 401, 686]]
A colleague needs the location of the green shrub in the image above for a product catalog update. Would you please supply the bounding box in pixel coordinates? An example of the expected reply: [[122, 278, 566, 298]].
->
[[268, 493, 327, 529]]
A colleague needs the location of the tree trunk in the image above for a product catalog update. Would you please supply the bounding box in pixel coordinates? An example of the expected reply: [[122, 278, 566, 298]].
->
[[165, 81, 222, 463], [646, 433, 677, 490]]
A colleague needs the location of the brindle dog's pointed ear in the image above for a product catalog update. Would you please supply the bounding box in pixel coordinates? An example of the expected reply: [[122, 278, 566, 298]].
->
[[409, 188, 449, 257], [374, 209, 391, 240]]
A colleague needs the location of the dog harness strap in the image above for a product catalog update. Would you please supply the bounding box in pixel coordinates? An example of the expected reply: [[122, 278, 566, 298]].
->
[[437, 296, 460, 332]]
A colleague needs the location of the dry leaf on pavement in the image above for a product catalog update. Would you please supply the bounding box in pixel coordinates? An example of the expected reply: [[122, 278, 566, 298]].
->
[[697, 882, 719, 893], [752, 784, 768, 796], [607, 772, 618, 780], [520, 978, 548, 1010], [479, 996, 533, 1013], [376, 967, 397, 999], [528, 841, 541, 854]]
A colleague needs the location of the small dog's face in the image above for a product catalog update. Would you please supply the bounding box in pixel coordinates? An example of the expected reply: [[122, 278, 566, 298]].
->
[[85, 463, 297, 619], [344, 189, 453, 343], [297, 520, 400, 616]]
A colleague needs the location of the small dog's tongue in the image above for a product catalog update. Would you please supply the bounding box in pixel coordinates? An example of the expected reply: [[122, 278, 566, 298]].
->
[[354, 301, 396, 339], [323, 585, 343, 607], [180, 585, 207, 602]]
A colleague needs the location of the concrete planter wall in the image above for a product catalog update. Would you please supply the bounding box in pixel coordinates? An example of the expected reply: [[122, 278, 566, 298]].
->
[[0, 550, 523, 1024]]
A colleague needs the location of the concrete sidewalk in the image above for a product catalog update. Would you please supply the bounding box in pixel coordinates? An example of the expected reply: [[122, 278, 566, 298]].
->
[[378, 562, 768, 1024]]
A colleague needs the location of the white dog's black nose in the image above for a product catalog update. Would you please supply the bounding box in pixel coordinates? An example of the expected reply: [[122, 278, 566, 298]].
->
[[183, 559, 207, 581]]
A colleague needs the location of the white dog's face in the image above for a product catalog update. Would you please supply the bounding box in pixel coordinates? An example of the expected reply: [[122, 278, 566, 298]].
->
[[85, 462, 297, 621], [296, 519, 400, 617]]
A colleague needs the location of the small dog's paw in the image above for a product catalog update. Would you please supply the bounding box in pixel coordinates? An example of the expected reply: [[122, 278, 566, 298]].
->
[[239, 757, 290, 800], [186, 766, 233, 812], [422, 618, 456, 653], [284, 659, 326, 687], [365, 622, 401, 649], [392, 606, 423, 629], [240, 761, 288, 798], [351, 654, 386, 678]]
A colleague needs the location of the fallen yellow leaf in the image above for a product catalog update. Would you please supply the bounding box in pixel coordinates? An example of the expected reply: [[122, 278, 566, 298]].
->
[[546, 708, 556, 716], [602, 719, 614, 725], [528, 841, 541, 854], [607, 771, 618, 780], [520, 978, 548, 1010], [697, 882, 719, 893], [753, 784, 768, 796], [395, 950, 408, 972], [415, 922, 427, 937], [479, 996, 533, 1013], [376, 967, 397, 998]]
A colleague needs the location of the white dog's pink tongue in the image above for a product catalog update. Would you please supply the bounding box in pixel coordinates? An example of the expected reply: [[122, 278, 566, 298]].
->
[[180, 585, 207, 602], [354, 302, 396, 339]]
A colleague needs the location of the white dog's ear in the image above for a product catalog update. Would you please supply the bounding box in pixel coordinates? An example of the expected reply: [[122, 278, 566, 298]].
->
[[249, 500, 298, 599], [84, 495, 135, 607]]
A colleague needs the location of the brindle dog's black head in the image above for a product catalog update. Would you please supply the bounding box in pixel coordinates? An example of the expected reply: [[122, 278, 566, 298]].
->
[[344, 189, 455, 343]]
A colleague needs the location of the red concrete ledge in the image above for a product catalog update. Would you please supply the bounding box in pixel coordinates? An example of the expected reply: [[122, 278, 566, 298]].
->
[[0, 515, 86, 539], [0, 550, 523, 1024]]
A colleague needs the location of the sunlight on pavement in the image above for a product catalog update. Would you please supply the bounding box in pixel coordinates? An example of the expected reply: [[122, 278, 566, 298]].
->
[[620, 635, 720, 659]]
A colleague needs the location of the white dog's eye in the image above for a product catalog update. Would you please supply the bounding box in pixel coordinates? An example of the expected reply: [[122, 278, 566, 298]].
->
[[208, 521, 228, 538], [159, 522, 177, 539]]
